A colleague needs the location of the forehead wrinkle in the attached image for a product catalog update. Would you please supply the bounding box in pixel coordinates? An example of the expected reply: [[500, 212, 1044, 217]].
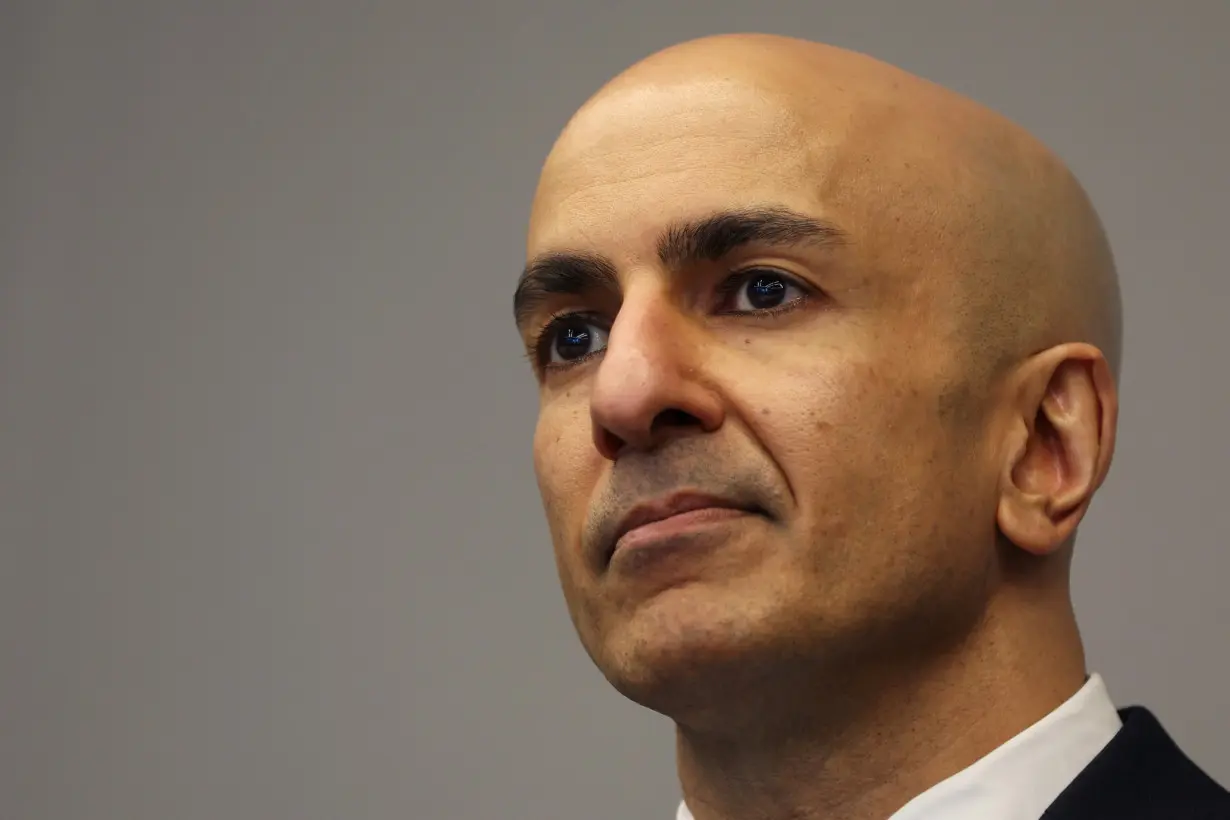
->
[[539, 80, 812, 186], [530, 125, 822, 263], [562, 78, 806, 144]]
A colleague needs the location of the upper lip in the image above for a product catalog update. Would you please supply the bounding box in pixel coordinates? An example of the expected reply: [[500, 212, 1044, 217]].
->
[[605, 492, 757, 561]]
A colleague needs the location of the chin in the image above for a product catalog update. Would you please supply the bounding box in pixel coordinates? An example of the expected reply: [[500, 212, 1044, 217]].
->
[[591, 586, 792, 717]]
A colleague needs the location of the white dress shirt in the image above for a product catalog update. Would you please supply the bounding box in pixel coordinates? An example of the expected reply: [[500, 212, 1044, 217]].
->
[[676, 674, 1121, 820]]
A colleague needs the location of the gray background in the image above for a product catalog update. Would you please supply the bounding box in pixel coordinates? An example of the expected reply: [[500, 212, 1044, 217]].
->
[[2, 1, 1227, 818]]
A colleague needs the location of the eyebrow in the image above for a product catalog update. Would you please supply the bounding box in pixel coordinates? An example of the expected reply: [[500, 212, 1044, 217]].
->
[[512, 206, 846, 331]]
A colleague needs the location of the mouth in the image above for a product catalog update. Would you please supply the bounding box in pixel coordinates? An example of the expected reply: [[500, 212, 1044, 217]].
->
[[604, 492, 764, 565]]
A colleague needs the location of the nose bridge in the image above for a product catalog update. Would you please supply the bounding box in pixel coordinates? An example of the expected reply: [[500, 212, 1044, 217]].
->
[[596, 286, 695, 399]]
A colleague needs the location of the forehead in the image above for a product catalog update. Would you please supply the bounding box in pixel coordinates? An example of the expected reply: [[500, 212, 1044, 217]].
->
[[528, 81, 837, 256]]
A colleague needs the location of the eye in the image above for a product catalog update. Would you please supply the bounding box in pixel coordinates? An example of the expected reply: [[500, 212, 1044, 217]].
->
[[537, 313, 610, 367], [721, 268, 808, 313]]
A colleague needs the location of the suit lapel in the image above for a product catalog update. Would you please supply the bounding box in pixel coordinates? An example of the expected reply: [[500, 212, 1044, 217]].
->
[[1041, 707, 1230, 820]]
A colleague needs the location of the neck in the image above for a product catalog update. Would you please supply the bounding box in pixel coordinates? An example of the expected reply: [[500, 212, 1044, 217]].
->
[[674, 596, 1087, 820]]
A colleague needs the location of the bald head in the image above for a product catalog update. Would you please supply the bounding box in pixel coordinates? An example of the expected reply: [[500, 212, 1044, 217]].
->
[[533, 33, 1121, 382]]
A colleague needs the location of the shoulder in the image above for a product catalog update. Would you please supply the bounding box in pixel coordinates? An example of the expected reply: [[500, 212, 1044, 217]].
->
[[1043, 707, 1230, 820]]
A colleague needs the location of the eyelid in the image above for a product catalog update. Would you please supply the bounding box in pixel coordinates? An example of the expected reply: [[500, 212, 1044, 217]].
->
[[530, 267, 814, 375], [714, 266, 812, 310], [531, 310, 610, 371]]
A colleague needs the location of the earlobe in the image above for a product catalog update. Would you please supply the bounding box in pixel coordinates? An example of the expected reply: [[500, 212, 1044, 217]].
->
[[996, 344, 1118, 556]]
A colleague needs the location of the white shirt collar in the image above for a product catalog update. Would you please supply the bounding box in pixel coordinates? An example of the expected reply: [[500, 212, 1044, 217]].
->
[[676, 673, 1121, 820]]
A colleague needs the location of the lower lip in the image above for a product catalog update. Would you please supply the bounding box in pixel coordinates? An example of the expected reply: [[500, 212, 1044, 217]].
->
[[612, 507, 752, 557]]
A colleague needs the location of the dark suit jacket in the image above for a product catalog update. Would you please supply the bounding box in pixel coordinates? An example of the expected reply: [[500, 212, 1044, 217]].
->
[[1041, 706, 1230, 819]]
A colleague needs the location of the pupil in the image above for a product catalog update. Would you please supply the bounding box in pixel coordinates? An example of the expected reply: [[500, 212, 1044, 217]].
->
[[747, 275, 785, 308], [555, 325, 591, 360]]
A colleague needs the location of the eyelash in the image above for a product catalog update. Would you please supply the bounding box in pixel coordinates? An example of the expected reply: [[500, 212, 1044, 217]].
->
[[527, 309, 604, 371], [527, 268, 813, 372], [712, 270, 809, 316]]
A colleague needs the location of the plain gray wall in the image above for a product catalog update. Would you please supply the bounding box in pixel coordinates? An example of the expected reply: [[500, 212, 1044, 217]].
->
[[2, 1, 1227, 818]]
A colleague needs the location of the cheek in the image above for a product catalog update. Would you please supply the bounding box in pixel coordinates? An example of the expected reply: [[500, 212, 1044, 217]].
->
[[749, 351, 914, 463], [751, 351, 991, 597], [745, 352, 952, 532], [532, 399, 600, 562]]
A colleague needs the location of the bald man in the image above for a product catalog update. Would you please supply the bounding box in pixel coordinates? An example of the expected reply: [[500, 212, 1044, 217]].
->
[[511, 34, 1229, 820]]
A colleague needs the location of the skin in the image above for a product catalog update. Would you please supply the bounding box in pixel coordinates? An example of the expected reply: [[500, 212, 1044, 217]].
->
[[513, 33, 1121, 820]]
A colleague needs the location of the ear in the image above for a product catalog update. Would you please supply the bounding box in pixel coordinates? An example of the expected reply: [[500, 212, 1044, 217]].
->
[[996, 344, 1118, 556]]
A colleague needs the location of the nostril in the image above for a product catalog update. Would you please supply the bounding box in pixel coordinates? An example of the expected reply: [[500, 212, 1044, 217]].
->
[[653, 408, 701, 430], [595, 427, 627, 459], [593, 408, 707, 460]]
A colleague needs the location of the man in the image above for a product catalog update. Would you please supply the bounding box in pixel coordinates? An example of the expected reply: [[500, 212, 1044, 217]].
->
[[511, 33, 1229, 819]]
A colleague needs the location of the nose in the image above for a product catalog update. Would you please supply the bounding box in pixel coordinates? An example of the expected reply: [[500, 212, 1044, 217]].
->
[[589, 290, 724, 460]]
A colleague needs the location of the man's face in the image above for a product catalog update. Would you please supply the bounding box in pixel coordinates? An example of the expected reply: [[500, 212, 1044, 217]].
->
[[517, 80, 1002, 711]]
